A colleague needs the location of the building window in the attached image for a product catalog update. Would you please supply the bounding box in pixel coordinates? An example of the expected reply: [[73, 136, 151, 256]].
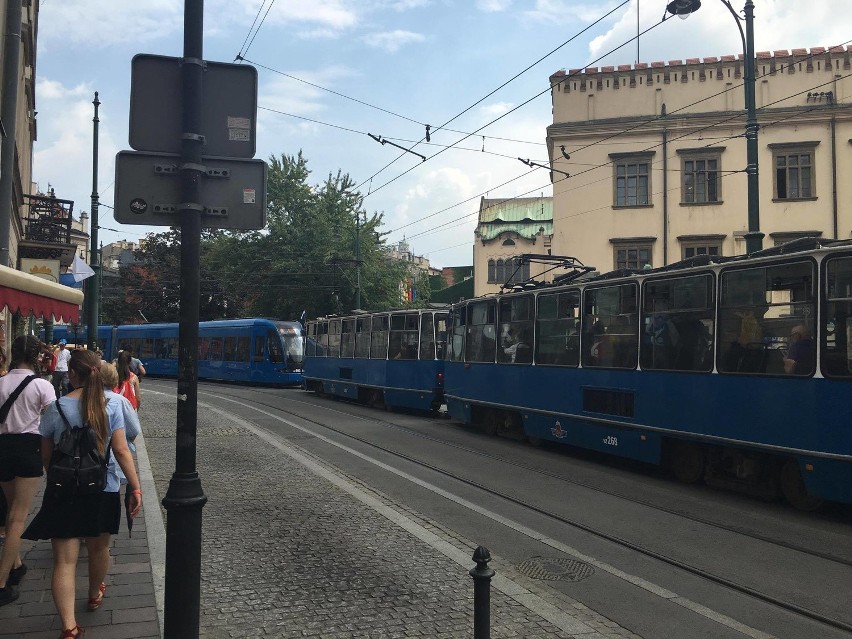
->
[[682, 244, 721, 260], [488, 257, 529, 284], [502, 238, 515, 246], [682, 156, 720, 203], [488, 259, 496, 283], [614, 245, 652, 270], [772, 147, 815, 200], [614, 160, 650, 206]]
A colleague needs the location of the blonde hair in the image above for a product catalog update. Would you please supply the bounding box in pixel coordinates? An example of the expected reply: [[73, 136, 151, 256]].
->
[[99, 361, 119, 388]]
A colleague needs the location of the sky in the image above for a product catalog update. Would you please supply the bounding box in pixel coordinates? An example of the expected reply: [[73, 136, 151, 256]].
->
[[33, 0, 852, 269]]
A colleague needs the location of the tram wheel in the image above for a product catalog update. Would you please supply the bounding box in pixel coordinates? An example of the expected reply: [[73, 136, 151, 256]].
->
[[669, 440, 705, 484], [779, 460, 824, 511], [527, 435, 543, 448], [481, 409, 498, 436]]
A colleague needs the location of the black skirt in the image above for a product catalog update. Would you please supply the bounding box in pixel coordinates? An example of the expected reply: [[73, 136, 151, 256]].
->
[[23, 489, 120, 540]]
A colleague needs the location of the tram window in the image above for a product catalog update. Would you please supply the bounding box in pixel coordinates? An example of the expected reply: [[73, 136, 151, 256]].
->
[[435, 313, 448, 360], [498, 295, 534, 364], [718, 260, 815, 375], [466, 300, 497, 363], [268, 330, 285, 363], [389, 313, 419, 360], [355, 317, 371, 359], [823, 256, 852, 378], [141, 339, 155, 360], [370, 315, 389, 359], [224, 337, 238, 361], [641, 274, 714, 372], [306, 324, 316, 357], [328, 320, 341, 358], [252, 336, 265, 362], [420, 313, 436, 360], [198, 338, 210, 361], [209, 338, 223, 362], [236, 336, 250, 362], [317, 322, 329, 357], [448, 307, 466, 362], [341, 319, 355, 358], [582, 284, 638, 369], [536, 290, 580, 366], [158, 338, 178, 359]]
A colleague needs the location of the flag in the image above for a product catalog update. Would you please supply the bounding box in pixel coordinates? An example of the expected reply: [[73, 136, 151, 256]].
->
[[70, 255, 95, 282]]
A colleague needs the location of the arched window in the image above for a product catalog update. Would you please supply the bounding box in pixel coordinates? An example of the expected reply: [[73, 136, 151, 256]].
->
[[487, 259, 496, 283], [502, 238, 516, 246], [495, 259, 505, 283]]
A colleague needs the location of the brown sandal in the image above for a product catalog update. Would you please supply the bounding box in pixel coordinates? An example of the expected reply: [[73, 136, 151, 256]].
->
[[59, 625, 84, 638], [87, 582, 106, 611]]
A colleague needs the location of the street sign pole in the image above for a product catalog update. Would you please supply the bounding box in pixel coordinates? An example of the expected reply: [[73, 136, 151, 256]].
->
[[161, 1, 208, 637]]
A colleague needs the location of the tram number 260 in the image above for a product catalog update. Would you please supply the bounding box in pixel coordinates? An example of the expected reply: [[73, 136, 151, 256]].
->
[[602, 435, 618, 447]]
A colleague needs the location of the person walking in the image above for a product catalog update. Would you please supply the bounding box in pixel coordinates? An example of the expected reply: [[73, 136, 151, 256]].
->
[[52, 340, 71, 398], [115, 351, 141, 410], [0, 336, 57, 606], [22, 349, 142, 638]]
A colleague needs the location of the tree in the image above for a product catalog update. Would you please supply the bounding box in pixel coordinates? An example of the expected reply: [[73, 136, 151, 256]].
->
[[104, 228, 244, 324]]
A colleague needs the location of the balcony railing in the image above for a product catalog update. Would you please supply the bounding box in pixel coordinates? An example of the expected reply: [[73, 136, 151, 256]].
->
[[22, 192, 73, 245]]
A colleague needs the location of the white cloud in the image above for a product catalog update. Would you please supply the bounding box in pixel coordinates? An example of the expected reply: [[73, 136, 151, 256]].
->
[[588, 0, 852, 68], [477, 0, 513, 11], [362, 30, 426, 52], [266, 0, 359, 31], [480, 102, 514, 117], [39, 1, 183, 49], [37, 79, 92, 101]]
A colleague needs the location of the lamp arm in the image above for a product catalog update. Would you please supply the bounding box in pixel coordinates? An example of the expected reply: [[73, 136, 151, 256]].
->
[[718, 0, 746, 55]]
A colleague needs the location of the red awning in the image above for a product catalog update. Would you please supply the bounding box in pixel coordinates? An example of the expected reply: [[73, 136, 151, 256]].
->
[[0, 265, 84, 322]]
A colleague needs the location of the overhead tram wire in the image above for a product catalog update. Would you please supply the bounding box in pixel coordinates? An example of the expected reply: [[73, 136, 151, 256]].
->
[[388, 41, 852, 239], [352, 0, 633, 196], [404, 73, 848, 245], [236, 0, 276, 62], [407, 92, 845, 245]]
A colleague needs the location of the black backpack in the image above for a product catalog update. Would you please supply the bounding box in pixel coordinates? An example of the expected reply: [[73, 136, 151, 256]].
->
[[46, 403, 108, 496]]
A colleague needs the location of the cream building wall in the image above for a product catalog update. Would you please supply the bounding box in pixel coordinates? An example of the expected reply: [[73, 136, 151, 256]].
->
[[546, 47, 852, 272]]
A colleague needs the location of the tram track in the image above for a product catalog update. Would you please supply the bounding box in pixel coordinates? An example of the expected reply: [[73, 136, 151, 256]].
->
[[148, 380, 852, 636]]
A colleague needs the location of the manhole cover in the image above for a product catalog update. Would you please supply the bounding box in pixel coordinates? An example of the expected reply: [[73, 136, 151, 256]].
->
[[516, 556, 595, 582]]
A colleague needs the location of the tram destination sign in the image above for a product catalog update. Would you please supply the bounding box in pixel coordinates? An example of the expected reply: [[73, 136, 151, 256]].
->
[[113, 150, 267, 230], [129, 54, 257, 158]]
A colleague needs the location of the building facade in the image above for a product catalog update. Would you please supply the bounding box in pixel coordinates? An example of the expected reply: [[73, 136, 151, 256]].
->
[[473, 196, 553, 296], [546, 46, 852, 272], [0, 1, 83, 345]]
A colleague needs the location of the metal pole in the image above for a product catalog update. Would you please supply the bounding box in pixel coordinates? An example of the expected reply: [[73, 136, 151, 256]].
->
[[0, 0, 22, 267], [161, 2, 207, 638], [87, 92, 101, 350], [469, 546, 495, 639], [742, 0, 763, 253], [355, 212, 361, 310]]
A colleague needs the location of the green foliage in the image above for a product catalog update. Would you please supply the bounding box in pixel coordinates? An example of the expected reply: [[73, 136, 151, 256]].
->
[[107, 150, 418, 324]]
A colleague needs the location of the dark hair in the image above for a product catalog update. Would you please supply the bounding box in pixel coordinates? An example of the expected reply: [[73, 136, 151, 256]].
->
[[11, 335, 42, 369], [116, 350, 133, 384], [68, 349, 108, 456]]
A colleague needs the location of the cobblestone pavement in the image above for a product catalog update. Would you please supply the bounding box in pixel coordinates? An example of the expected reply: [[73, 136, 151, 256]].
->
[[1, 385, 643, 638], [140, 388, 642, 639]]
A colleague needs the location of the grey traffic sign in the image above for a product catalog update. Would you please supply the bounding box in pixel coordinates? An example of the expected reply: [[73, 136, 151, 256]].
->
[[129, 54, 258, 158], [114, 150, 267, 230]]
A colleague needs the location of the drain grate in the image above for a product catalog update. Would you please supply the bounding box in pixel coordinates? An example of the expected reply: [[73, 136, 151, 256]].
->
[[516, 556, 595, 582]]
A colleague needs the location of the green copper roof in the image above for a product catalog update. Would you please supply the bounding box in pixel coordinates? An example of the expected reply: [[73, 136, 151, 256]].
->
[[477, 197, 553, 241]]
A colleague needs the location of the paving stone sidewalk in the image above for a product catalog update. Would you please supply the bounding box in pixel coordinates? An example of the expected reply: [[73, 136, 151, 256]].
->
[[0, 483, 160, 639]]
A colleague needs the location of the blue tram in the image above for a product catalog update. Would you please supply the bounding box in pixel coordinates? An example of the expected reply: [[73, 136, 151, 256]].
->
[[444, 238, 852, 509], [44, 318, 304, 386], [303, 309, 448, 411]]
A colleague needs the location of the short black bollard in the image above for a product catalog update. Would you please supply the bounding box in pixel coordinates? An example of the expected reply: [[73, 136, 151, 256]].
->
[[469, 546, 495, 639]]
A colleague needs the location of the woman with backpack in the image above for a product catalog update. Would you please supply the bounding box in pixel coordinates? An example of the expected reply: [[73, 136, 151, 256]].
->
[[0, 336, 57, 607], [115, 351, 140, 410], [23, 349, 142, 639]]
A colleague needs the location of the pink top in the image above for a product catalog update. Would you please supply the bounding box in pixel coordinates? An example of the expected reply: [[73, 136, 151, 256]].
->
[[0, 368, 56, 435]]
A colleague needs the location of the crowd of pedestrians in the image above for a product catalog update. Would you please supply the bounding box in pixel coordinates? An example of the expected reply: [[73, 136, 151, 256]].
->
[[0, 335, 145, 639]]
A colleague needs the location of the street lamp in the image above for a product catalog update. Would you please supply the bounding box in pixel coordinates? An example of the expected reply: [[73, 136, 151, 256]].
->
[[666, 0, 763, 253]]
